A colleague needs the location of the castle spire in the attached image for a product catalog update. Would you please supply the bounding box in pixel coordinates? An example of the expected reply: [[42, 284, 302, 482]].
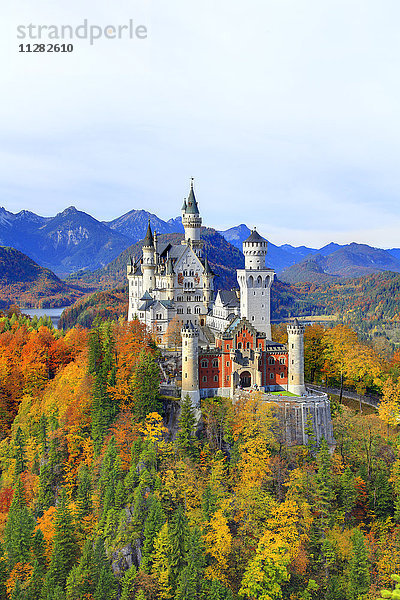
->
[[185, 178, 199, 215], [143, 220, 154, 248]]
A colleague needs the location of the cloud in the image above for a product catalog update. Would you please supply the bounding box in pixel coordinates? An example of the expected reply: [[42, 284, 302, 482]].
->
[[1, 0, 400, 246]]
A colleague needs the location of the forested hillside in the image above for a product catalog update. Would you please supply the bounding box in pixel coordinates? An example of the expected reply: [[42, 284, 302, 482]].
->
[[0, 315, 399, 599], [0, 247, 85, 309]]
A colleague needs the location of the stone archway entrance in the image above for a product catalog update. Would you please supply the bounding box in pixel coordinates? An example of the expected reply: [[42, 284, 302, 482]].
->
[[240, 371, 251, 388]]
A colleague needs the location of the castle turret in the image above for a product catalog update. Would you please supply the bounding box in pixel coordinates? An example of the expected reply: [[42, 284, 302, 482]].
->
[[182, 178, 203, 256], [166, 257, 175, 301], [181, 322, 200, 407], [203, 255, 214, 310], [142, 221, 156, 292], [287, 319, 306, 395], [237, 228, 275, 338]]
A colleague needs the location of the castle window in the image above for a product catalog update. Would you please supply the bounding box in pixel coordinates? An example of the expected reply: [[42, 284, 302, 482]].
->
[[177, 296, 183, 301], [292, 344, 294, 349], [194, 306, 201, 314], [140, 313, 144, 318], [212, 359, 218, 367], [185, 357, 187, 361], [185, 373, 187, 378], [187, 307, 191, 314], [201, 360, 208, 368], [184, 270, 187, 276], [270, 373, 274, 379], [226, 361, 230, 367], [202, 376, 207, 382], [247, 342, 250, 349], [238, 342, 242, 349], [190, 270, 194, 276], [259, 344, 262, 349], [292, 360, 294, 365], [269, 357, 275, 365], [214, 375, 218, 382], [227, 375, 230, 381], [292, 376, 294, 380], [280, 372, 285, 379], [177, 307, 184, 314], [280, 357, 285, 364]]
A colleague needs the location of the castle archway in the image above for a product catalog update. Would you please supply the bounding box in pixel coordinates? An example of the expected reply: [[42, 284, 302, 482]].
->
[[240, 371, 251, 388]]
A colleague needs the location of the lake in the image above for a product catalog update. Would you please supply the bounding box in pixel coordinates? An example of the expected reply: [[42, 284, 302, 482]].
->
[[23, 306, 70, 329]]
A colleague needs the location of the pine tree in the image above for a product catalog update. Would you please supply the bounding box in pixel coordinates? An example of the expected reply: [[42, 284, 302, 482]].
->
[[349, 529, 370, 599], [27, 530, 47, 600], [92, 538, 118, 600], [341, 466, 357, 522], [141, 495, 166, 572], [168, 506, 188, 588], [152, 522, 173, 599], [176, 527, 205, 600], [44, 488, 79, 593], [76, 464, 92, 518], [120, 565, 137, 600], [65, 537, 95, 600], [4, 477, 35, 568], [176, 394, 197, 457], [130, 351, 162, 421], [14, 426, 26, 476]]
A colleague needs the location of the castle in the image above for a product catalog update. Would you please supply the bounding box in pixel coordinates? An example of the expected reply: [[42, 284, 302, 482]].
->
[[127, 179, 307, 407]]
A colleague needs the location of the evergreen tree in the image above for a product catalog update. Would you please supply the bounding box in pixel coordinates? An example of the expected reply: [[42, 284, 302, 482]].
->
[[141, 495, 166, 572], [341, 466, 357, 522], [176, 394, 197, 457], [315, 437, 334, 528], [168, 506, 188, 587], [65, 537, 95, 600], [76, 464, 92, 518], [176, 527, 205, 600], [120, 565, 137, 600], [130, 351, 162, 421], [44, 488, 79, 593], [4, 477, 35, 568], [349, 529, 370, 599], [27, 530, 47, 600], [14, 426, 26, 476], [92, 538, 118, 600]]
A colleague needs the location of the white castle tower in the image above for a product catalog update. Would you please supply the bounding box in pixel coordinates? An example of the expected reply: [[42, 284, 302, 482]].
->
[[236, 229, 275, 338], [181, 322, 200, 407], [181, 178, 203, 257], [287, 319, 306, 395], [142, 221, 156, 292]]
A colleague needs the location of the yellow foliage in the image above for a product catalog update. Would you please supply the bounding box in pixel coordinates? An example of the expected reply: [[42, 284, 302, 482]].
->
[[204, 508, 232, 584], [140, 412, 168, 442], [35, 506, 56, 560]]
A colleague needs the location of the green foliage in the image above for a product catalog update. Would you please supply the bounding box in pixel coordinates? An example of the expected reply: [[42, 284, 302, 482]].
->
[[4, 477, 35, 569], [44, 488, 79, 593], [176, 394, 197, 457], [349, 529, 370, 599], [130, 351, 162, 421]]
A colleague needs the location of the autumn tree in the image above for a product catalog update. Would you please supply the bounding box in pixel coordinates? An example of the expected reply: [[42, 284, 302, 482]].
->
[[130, 351, 162, 421]]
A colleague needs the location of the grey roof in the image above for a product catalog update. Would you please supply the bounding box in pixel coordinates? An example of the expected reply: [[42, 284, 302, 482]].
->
[[185, 180, 199, 215], [244, 228, 266, 243], [138, 301, 153, 311], [217, 290, 239, 307], [143, 221, 154, 247], [181, 198, 187, 211], [140, 291, 153, 301], [159, 300, 174, 309]]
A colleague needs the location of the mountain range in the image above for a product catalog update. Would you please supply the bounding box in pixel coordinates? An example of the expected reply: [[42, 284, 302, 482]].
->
[[1, 205, 400, 284]]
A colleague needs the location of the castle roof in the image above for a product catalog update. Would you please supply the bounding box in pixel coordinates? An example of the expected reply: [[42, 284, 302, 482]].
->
[[185, 179, 199, 215], [181, 198, 187, 212], [203, 255, 214, 276], [143, 220, 154, 247], [244, 228, 266, 243], [140, 291, 153, 301], [217, 290, 239, 308]]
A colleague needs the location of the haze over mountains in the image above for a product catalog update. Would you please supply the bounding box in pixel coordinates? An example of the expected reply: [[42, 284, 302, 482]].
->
[[0, 205, 400, 284]]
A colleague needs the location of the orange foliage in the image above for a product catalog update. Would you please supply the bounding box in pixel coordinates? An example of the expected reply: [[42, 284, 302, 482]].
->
[[35, 506, 56, 560], [6, 562, 33, 597], [109, 410, 141, 471]]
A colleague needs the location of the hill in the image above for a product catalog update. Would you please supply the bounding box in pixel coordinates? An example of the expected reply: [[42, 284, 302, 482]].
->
[[280, 243, 400, 283], [0, 246, 85, 308], [68, 227, 245, 291]]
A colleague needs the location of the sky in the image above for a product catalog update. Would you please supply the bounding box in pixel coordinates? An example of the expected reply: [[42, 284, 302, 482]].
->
[[1, 0, 400, 249]]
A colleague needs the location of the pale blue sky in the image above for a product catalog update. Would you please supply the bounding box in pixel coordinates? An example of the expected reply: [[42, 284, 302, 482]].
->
[[1, 0, 400, 247]]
